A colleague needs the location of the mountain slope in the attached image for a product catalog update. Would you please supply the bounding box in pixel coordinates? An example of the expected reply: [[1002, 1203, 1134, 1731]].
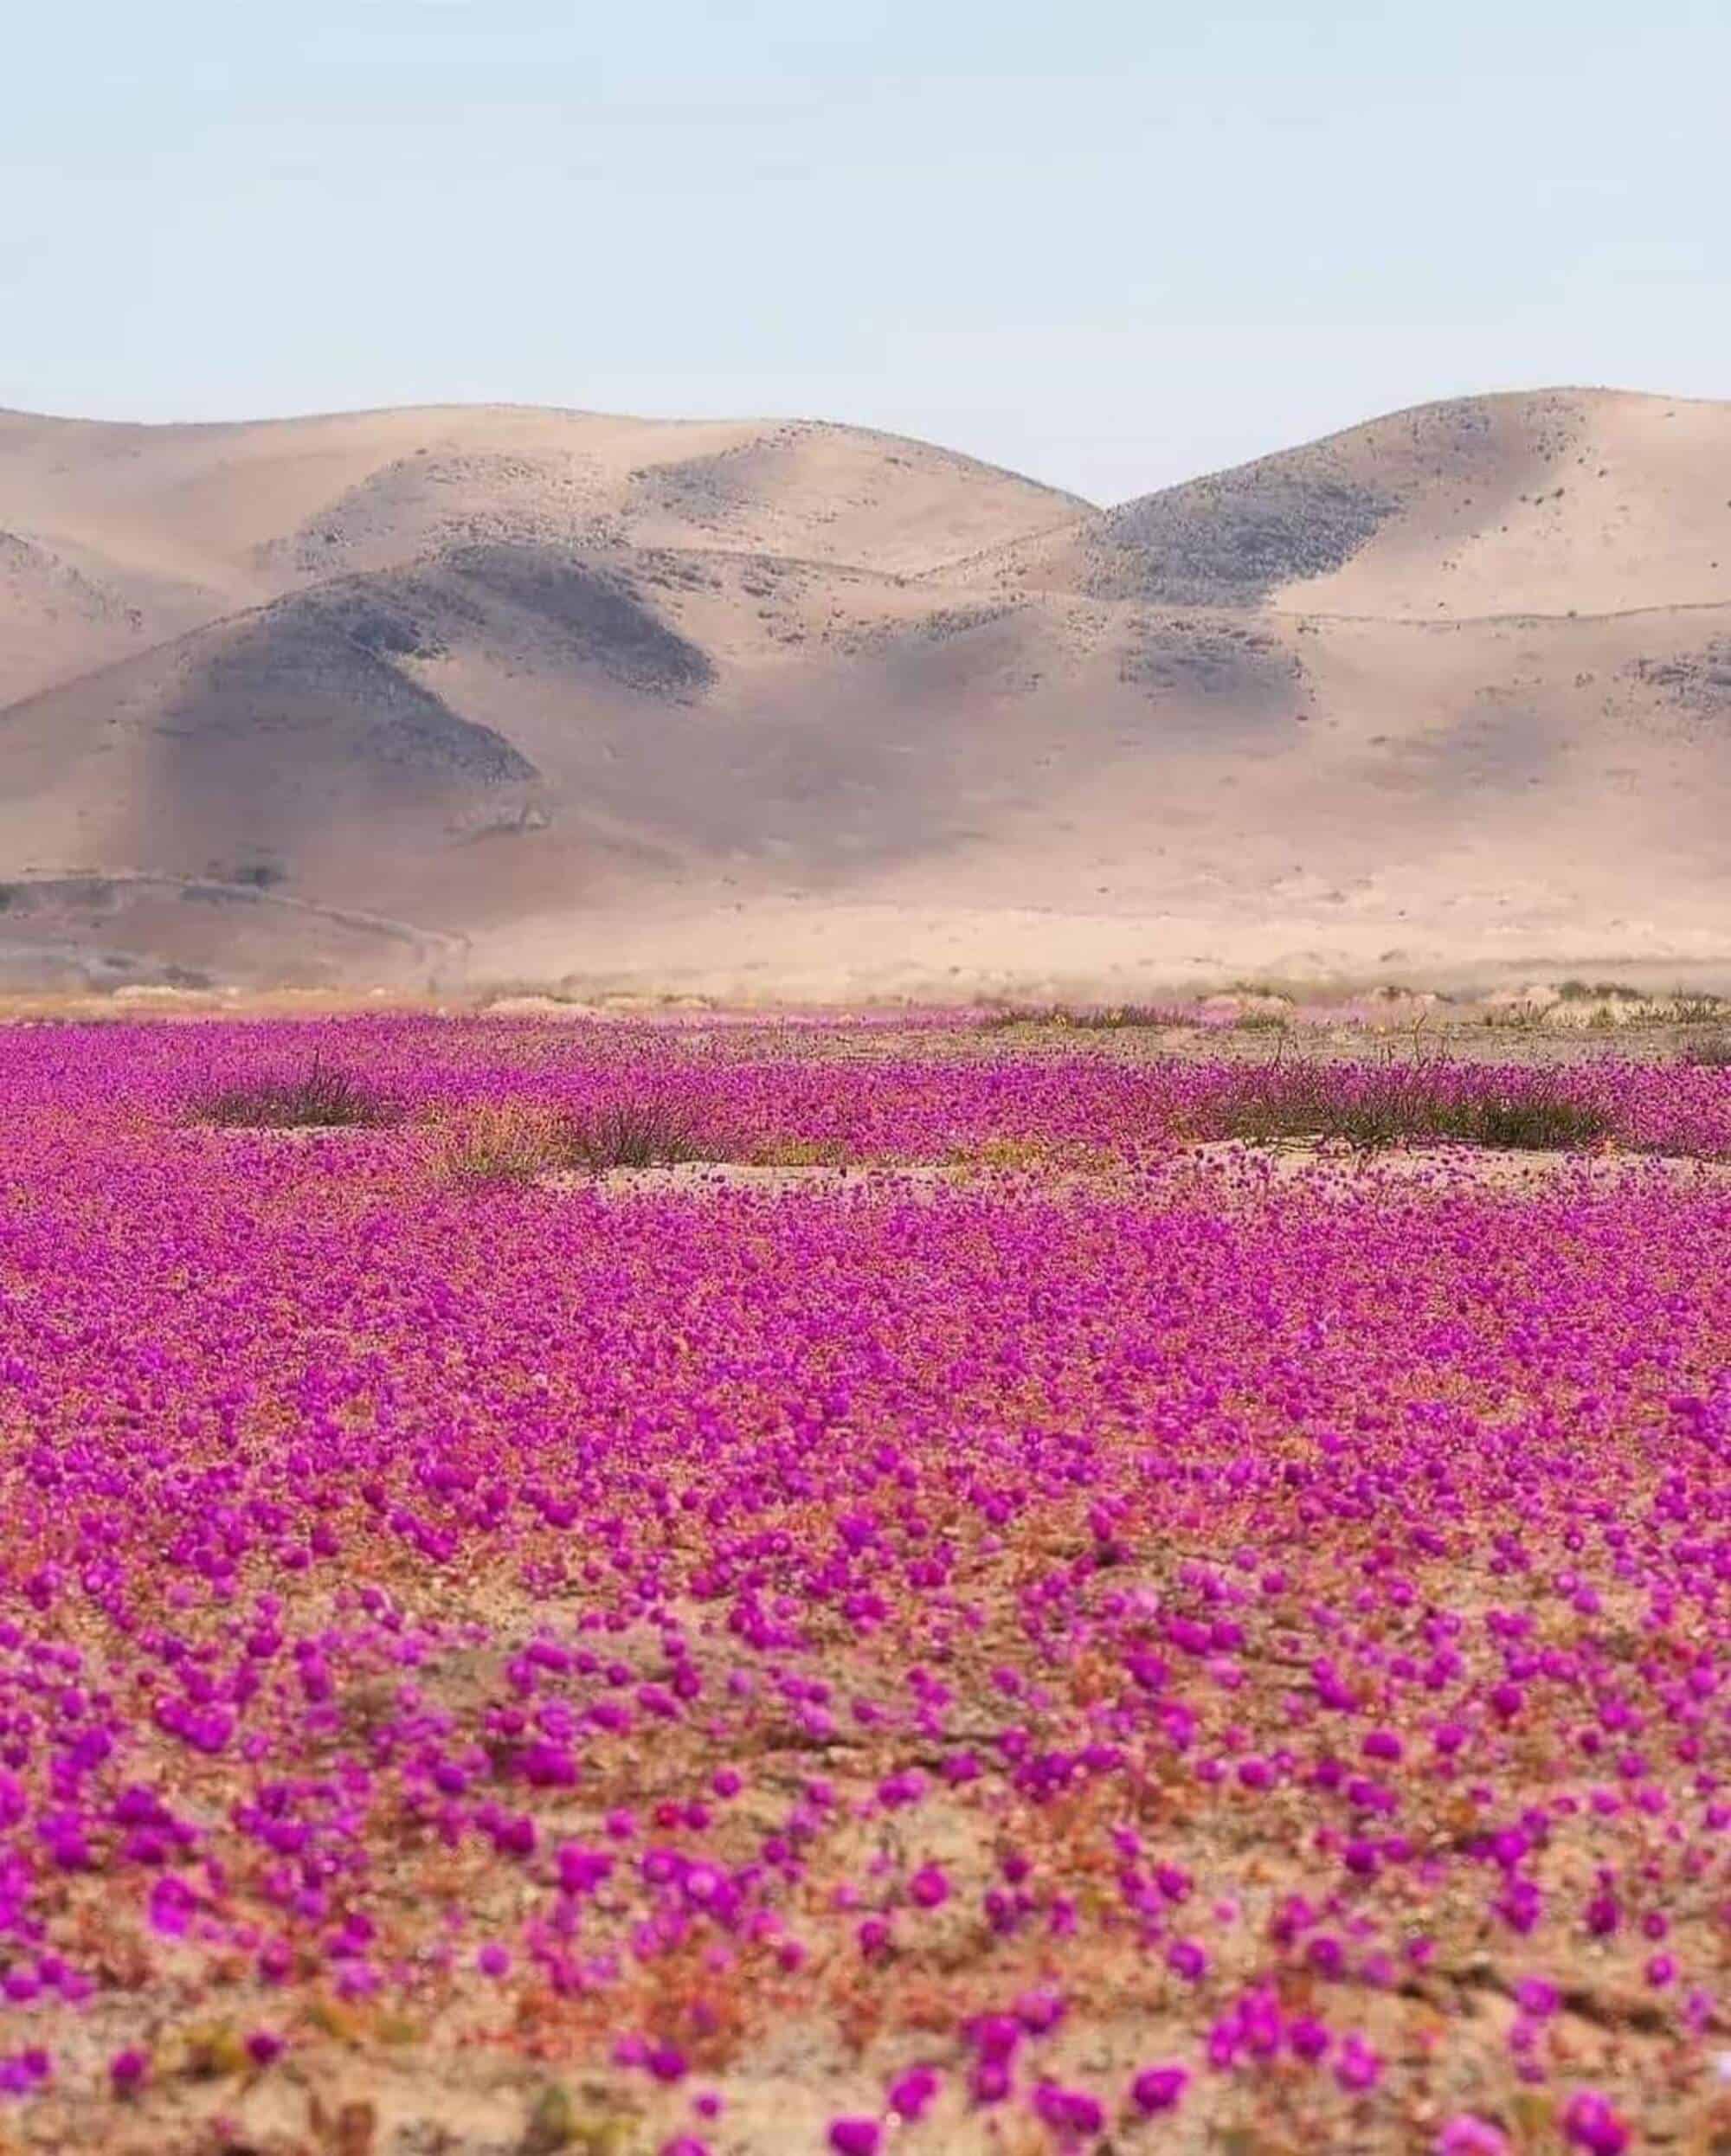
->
[[977, 389, 1731, 617], [1, 389, 1727, 996]]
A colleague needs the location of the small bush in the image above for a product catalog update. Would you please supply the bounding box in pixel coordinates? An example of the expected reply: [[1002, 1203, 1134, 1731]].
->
[[977, 1004, 1079, 1030], [1207, 1061, 1337, 1143], [1671, 995, 1728, 1027], [979, 1002, 1181, 1032], [1681, 1033, 1731, 1067], [434, 1103, 568, 1184], [944, 1136, 1055, 1174], [196, 1059, 398, 1129], [1557, 979, 1644, 1002], [1071, 1004, 1181, 1031], [748, 1136, 853, 1168], [1451, 1086, 1612, 1149], [563, 1099, 714, 1170], [1207, 1062, 1613, 1152], [1330, 1071, 1446, 1152], [945, 1136, 1116, 1175], [436, 1097, 722, 1182]]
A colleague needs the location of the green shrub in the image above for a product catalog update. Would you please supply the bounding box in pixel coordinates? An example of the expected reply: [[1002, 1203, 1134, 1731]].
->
[[1450, 1086, 1612, 1149], [1209, 1062, 1612, 1152], [562, 1099, 713, 1169], [195, 1059, 398, 1129]]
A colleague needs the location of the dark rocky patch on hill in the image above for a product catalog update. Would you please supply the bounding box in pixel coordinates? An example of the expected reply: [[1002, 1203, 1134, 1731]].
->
[[440, 544, 714, 693], [1085, 464, 1400, 606], [177, 607, 534, 784], [1629, 638, 1731, 718]]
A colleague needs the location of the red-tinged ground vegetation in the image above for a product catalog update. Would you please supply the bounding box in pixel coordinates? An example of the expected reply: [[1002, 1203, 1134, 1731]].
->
[[0, 1019, 1725, 2154]]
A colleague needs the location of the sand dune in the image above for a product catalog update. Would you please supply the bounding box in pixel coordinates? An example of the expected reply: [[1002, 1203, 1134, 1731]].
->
[[0, 389, 1726, 994]]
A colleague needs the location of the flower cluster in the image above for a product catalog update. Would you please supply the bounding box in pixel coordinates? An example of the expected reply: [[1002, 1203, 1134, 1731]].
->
[[0, 1020, 1722, 2148]]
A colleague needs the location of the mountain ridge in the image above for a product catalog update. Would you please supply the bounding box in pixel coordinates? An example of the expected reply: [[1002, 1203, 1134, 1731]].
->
[[2, 386, 1727, 996]]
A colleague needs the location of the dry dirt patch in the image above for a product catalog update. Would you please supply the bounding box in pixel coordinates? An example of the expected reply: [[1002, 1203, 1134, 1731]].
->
[[542, 1162, 954, 1199]]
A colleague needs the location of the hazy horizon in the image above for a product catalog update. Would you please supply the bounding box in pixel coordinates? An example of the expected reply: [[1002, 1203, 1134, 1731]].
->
[[5, 0, 1729, 500]]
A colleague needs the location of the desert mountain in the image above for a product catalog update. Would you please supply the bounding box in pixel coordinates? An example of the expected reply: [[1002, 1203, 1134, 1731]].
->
[[1, 390, 1726, 997]]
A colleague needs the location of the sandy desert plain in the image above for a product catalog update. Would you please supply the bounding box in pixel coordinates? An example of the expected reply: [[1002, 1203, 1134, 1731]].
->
[[0, 392, 1728, 2156]]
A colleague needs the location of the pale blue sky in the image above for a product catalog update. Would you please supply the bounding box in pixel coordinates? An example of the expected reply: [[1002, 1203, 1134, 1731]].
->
[[3, 0, 1727, 502]]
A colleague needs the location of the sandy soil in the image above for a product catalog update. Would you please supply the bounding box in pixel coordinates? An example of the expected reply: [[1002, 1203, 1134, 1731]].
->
[[547, 1147, 1731, 1200]]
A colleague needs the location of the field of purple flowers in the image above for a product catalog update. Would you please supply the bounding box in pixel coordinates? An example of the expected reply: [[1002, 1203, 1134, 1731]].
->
[[0, 1020, 1726, 2154]]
